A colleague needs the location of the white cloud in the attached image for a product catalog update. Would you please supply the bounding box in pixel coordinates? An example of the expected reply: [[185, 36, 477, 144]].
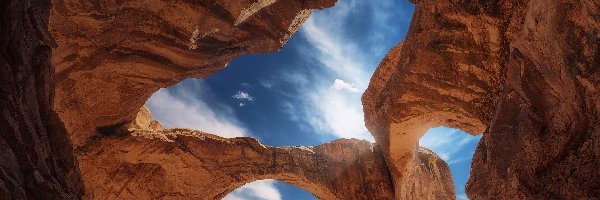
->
[[233, 91, 255, 101], [419, 127, 481, 164], [146, 80, 248, 138], [271, 3, 378, 141], [332, 79, 359, 93], [222, 180, 282, 200]]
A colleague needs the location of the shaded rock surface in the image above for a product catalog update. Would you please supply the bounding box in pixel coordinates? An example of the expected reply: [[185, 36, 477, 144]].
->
[[49, 0, 337, 146], [364, 0, 599, 199], [0, 0, 83, 199]]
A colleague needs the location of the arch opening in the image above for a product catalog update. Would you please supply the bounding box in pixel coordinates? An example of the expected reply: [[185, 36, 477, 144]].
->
[[419, 127, 482, 200], [223, 180, 317, 200]]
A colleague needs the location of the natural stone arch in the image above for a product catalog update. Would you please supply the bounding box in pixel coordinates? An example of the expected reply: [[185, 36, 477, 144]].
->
[[77, 107, 396, 199], [363, 0, 600, 199], [362, 1, 502, 198]]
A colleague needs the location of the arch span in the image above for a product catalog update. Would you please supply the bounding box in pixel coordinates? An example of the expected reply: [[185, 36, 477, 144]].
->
[[363, 0, 600, 199], [77, 107, 395, 199]]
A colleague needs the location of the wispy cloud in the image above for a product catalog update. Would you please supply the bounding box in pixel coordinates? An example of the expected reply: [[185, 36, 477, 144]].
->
[[146, 80, 248, 138], [222, 180, 282, 200], [419, 127, 481, 164], [332, 79, 359, 93], [266, 0, 410, 141]]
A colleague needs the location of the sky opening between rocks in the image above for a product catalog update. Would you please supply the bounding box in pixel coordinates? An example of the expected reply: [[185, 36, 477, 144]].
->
[[146, 0, 481, 199]]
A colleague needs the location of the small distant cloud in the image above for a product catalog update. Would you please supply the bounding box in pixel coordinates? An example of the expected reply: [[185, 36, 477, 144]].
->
[[332, 79, 359, 93], [233, 91, 255, 101], [233, 91, 255, 107], [222, 180, 282, 200]]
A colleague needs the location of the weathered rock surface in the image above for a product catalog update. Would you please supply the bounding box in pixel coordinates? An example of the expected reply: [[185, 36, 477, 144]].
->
[[77, 128, 395, 199], [49, 0, 337, 146], [3, 0, 458, 199], [364, 0, 599, 199], [0, 0, 83, 199], [397, 148, 455, 200], [70, 107, 453, 199]]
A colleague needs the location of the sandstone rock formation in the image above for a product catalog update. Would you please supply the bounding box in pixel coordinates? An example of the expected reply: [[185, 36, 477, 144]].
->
[[76, 107, 454, 199], [0, 0, 83, 199], [363, 0, 599, 199], [397, 148, 455, 200], [78, 129, 393, 200], [48, 0, 337, 146], [6, 0, 598, 199]]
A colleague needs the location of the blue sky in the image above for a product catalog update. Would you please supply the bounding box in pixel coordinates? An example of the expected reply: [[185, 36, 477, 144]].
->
[[145, 0, 481, 199]]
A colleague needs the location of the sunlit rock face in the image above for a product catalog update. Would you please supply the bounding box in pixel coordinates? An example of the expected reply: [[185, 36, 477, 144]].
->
[[49, 0, 337, 146], [78, 108, 395, 200], [364, 0, 599, 199]]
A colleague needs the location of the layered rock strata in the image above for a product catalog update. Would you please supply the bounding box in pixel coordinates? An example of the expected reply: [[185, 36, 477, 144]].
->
[[76, 107, 455, 199], [49, 0, 337, 146], [0, 0, 83, 199], [363, 0, 599, 199]]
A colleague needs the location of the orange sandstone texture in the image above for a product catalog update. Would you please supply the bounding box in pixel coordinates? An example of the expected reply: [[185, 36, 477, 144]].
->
[[76, 107, 455, 199], [363, 0, 599, 199], [49, 0, 337, 146], [45, 0, 457, 198]]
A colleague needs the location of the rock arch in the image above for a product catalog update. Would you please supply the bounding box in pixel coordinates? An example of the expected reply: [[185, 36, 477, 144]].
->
[[44, 0, 454, 199], [78, 107, 395, 199], [3, 0, 597, 199], [363, 0, 599, 199]]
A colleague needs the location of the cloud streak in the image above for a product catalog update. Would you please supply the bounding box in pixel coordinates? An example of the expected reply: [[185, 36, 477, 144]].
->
[[146, 80, 248, 138], [267, 0, 408, 141]]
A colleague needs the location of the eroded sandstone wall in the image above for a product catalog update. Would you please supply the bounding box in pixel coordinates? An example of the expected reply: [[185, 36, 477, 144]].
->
[[49, 0, 337, 146], [0, 0, 83, 198], [364, 0, 599, 199]]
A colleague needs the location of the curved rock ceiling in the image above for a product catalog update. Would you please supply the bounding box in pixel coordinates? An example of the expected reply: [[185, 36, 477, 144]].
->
[[1, 0, 598, 199]]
